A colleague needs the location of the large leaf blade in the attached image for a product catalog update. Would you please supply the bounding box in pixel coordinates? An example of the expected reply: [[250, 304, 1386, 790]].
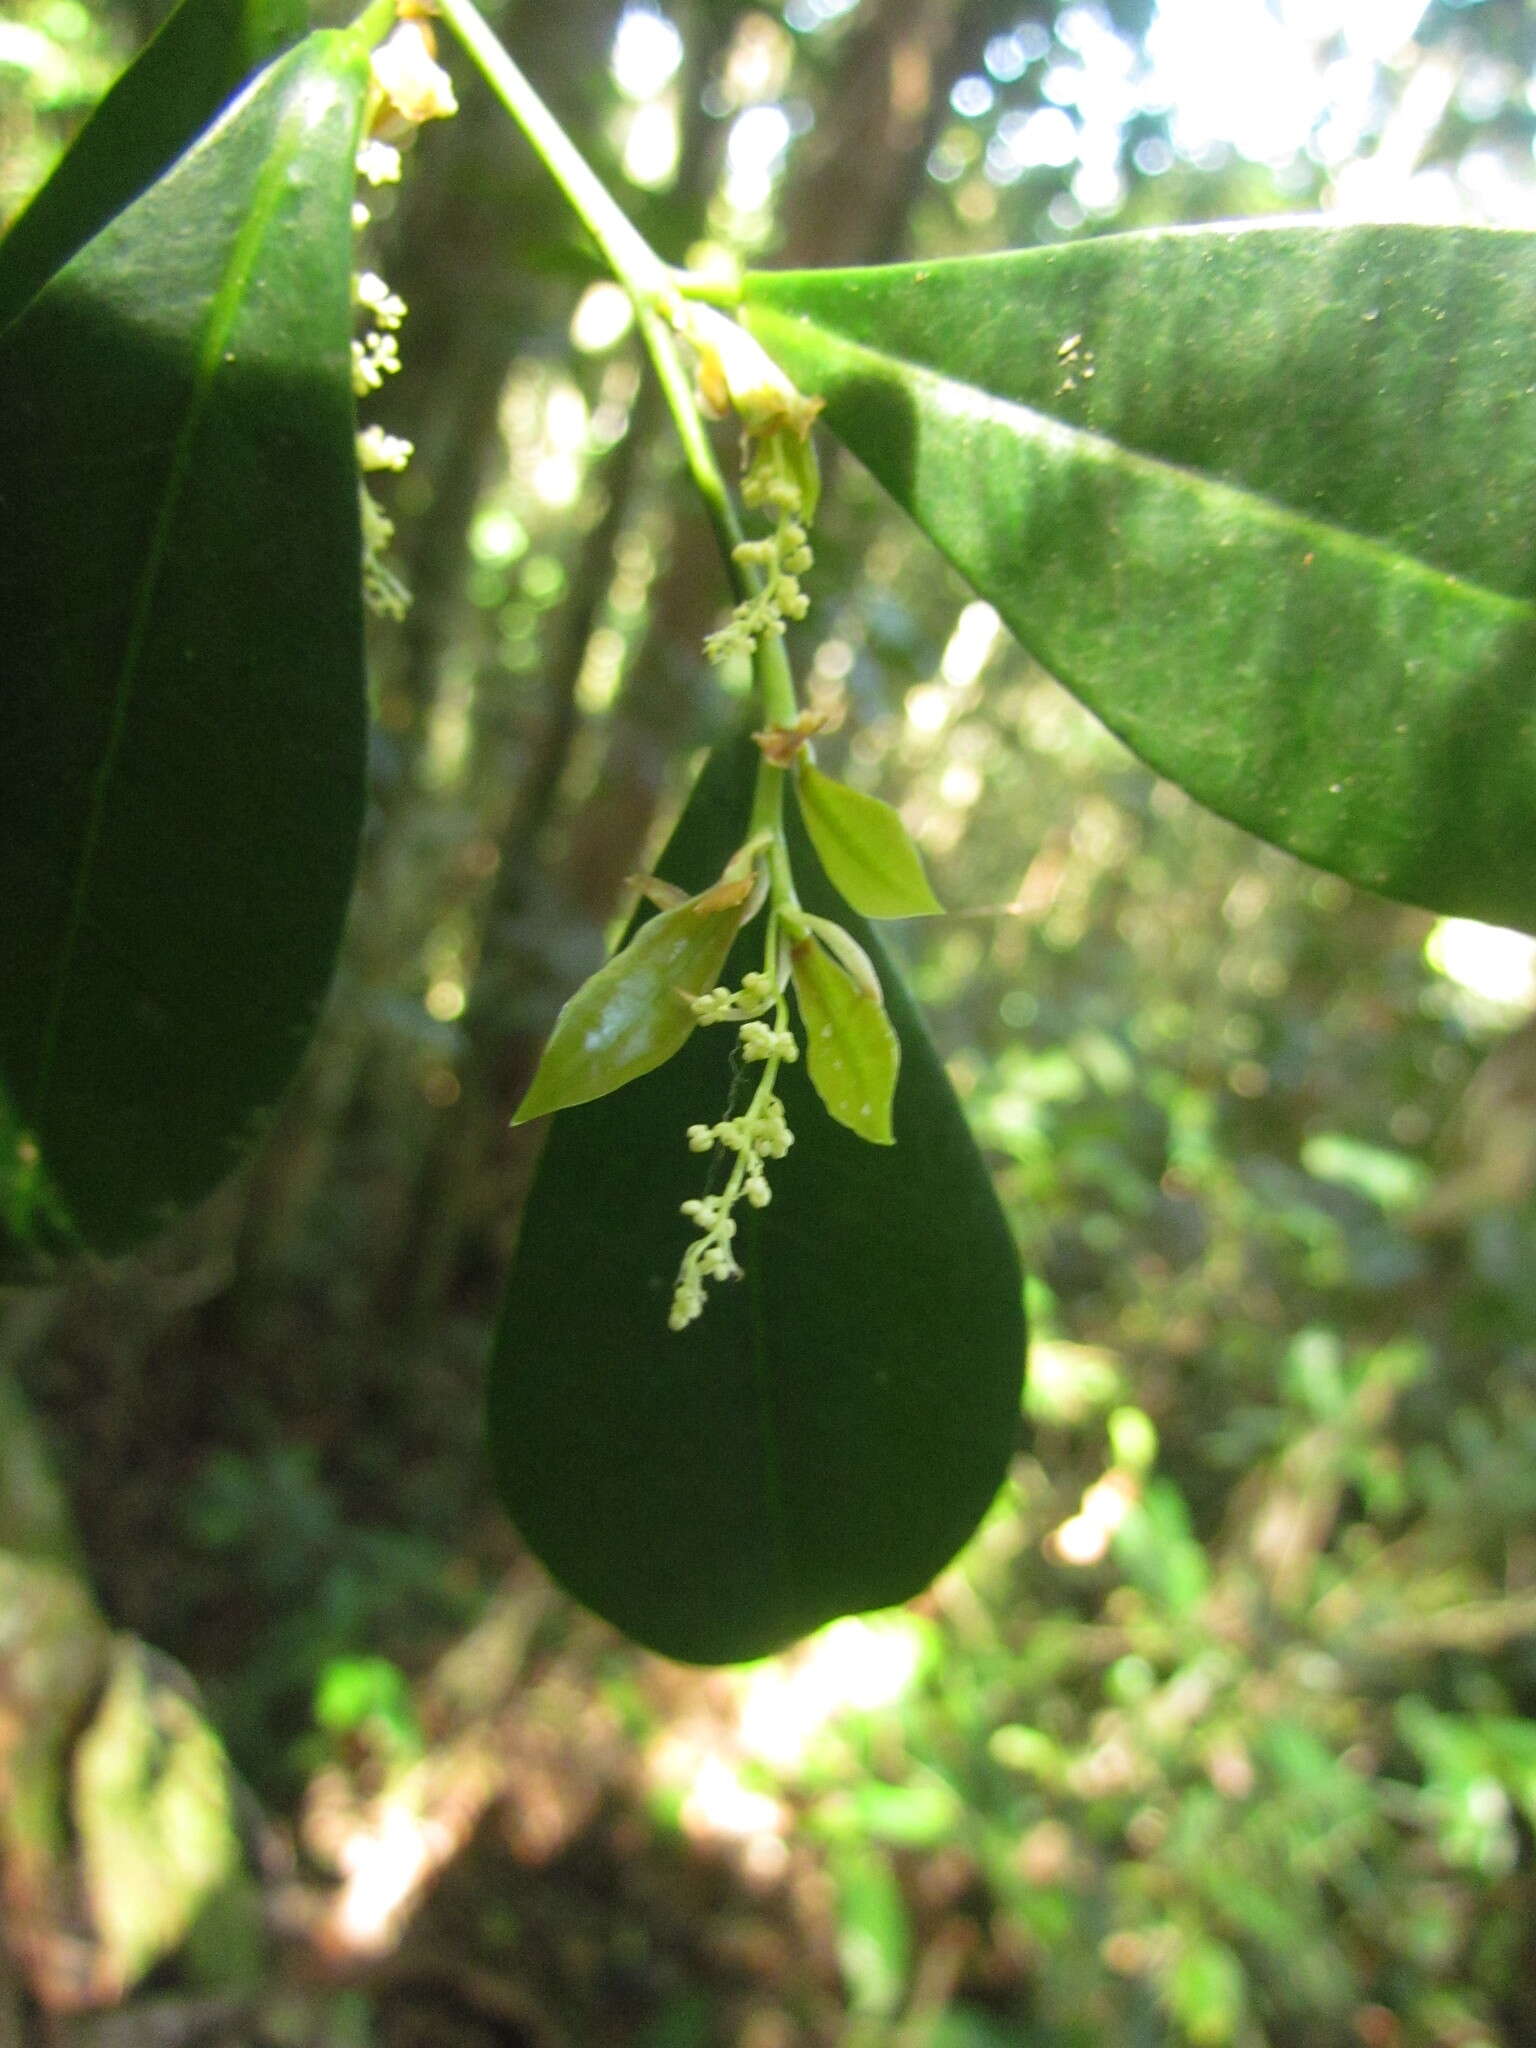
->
[[0, 0, 307, 330], [0, 31, 371, 1251], [488, 741, 1025, 1665], [742, 226, 1536, 934]]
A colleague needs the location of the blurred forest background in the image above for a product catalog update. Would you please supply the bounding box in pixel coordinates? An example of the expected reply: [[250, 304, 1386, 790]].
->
[[6, 0, 1536, 2042]]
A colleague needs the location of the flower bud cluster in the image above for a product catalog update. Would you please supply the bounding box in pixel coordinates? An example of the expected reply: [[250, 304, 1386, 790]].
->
[[358, 425, 414, 475], [360, 490, 410, 621], [686, 969, 777, 1025], [370, 19, 459, 127], [352, 327, 401, 397], [704, 515, 814, 667], [682, 306, 822, 670], [669, 984, 799, 1331], [356, 139, 402, 190], [739, 1020, 797, 1063]]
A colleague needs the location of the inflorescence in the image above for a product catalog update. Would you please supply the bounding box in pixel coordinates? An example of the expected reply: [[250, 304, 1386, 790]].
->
[[351, 15, 459, 620], [663, 305, 829, 1330], [669, 968, 798, 1331]]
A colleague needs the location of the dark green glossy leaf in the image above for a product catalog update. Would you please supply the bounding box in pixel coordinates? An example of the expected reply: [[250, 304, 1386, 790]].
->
[[512, 883, 755, 1123], [789, 929, 899, 1145], [489, 739, 1024, 1665], [0, 31, 371, 1252], [0, 0, 307, 329], [744, 226, 1536, 934], [796, 761, 942, 919]]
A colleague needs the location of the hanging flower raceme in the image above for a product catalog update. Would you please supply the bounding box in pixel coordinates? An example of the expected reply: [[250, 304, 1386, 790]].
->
[[350, 6, 460, 619], [512, 305, 943, 1327]]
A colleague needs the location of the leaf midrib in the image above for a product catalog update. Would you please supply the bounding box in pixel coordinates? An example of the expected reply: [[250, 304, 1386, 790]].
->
[[746, 308, 1536, 630], [31, 64, 316, 1121], [746, 1216, 790, 1633]]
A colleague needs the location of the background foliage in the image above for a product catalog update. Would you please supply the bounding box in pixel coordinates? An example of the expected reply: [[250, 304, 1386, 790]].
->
[[4, 0, 1536, 2043]]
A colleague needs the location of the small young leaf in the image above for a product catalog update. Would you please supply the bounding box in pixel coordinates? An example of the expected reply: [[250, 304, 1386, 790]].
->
[[0, 30, 371, 1251], [796, 762, 942, 919], [797, 911, 883, 998], [488, 738, 1024, 1665], [0, 0, 307, 330], [512, 887, 754, 1123], [745, 227, 1536, 936], [789, 931, 899, 1145]]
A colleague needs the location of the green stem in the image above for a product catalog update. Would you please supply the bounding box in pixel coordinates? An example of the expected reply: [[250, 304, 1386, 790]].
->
[[438, 0, 802, 742], [749, 612, 801, 732], [644, 298, 800, 730], [749, 756, 784, 842], [348, 0, 396, 47], [750, 772, 799, 913], [435, 0, 668, 300], [632, 336, 799, 881], [632, 301, 750, 582], [439, 0, 804, 930]]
